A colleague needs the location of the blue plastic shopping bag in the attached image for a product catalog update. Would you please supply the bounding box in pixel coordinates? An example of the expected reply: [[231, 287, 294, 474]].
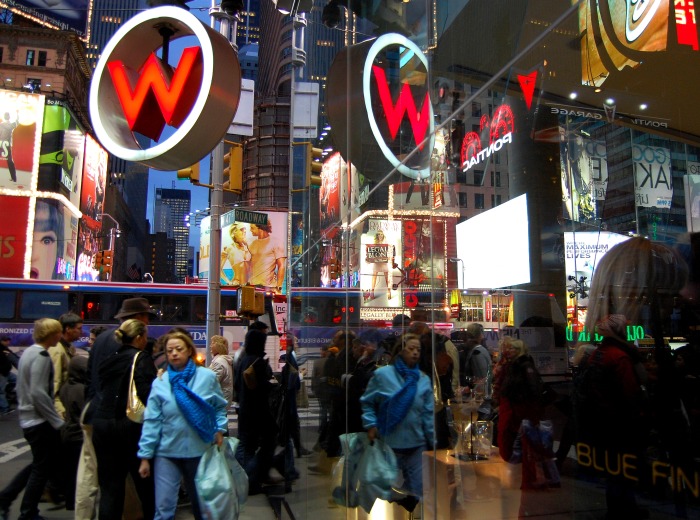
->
[[195, 437, 248, 520]]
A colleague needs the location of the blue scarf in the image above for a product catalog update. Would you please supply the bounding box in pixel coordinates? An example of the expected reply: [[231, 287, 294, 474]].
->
[[168, 359, 217, 443], [377, 356, 420, 437]]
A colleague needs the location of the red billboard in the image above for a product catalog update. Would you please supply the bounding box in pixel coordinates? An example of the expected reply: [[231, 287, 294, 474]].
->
[[0, 196, 30, 278]]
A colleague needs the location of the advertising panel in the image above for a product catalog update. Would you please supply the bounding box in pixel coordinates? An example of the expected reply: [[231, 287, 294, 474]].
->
[[578, 0, 670, 88], [76, 218, 100, 281], [633, 144, 672, 208], [217, 210, 288, 292], [38, 100, 85, 208], [0, 0, 91, 37], [564, 231, 630, 308], [80, 134, 108, 221], [0, 195, 30, 278], [30, 197, 76, 280], [684, 174, 700, 233], [456, 194, 530, 289], [360, 219, 401, 309], [560, 126, 608, 222], [319, 152, 365, 239], [0, 90, 44, 191]]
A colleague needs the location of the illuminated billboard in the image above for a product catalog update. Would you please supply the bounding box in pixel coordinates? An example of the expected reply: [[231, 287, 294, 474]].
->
[[0, 0, 91, 38], [38, 100, 85, 209], [200, 210, 289, 293], [76, 218, 100, 281], [360, 220, 402, 309], [563, 231, 630, 308], [0, 195, 30, 278], [30, 197, 77, 280], [0, 90, 45, 191], [80, 134, 108, 222], [456, 194, 530, 289]]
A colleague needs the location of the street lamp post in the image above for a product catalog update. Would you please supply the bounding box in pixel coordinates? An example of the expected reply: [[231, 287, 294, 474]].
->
[[448, 257, 465, 289]]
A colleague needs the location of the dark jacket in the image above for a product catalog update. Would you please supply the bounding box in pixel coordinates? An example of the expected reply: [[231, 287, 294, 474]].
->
[[94, 345, 157, 421], [59, 355, 88, 443]]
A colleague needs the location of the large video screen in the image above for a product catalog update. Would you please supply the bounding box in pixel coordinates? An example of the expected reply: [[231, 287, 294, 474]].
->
[[456, 194, 530, 289]]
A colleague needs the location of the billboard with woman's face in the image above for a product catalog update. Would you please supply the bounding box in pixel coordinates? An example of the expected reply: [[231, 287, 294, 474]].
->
[[0, 90, 44, 191]]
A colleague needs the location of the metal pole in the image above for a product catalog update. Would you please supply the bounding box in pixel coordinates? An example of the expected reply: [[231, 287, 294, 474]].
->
[[206, 2, 236, 364]]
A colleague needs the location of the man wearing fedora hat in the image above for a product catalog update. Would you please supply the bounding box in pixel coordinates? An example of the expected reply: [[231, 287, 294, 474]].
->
[[77, 298, 156, 519]]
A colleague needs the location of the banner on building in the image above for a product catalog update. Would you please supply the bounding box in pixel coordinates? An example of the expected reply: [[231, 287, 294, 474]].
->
[[633, 144, 672, 208], [560, 127, 607, 222], [684, 174, 700, 232], [360, 220, 402, 308]]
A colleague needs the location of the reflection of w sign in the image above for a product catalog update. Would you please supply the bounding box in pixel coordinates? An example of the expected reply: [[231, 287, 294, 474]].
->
[[366, 245, 388, 263]]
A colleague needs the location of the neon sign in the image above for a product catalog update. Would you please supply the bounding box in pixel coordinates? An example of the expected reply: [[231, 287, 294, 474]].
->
[[364, 34, 435, 181], [372, 65, 431, 150], [461, 104, 515, 172], [89, 6, 242, 171], [107, 47, 203, 141]]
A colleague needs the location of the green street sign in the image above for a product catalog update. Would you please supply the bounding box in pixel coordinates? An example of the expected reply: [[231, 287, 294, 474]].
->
[[221, 208, 269, 227]]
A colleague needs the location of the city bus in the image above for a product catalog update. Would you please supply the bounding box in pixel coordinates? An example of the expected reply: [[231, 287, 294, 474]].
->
[[0, 278, 280, 349]]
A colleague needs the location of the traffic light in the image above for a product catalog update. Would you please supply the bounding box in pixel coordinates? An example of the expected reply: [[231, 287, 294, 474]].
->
[[306, 144, 322, 187], [102, 250, 114, 277], [177, 163, 200, 183], [237, 286, 264, 317], [93, 251, 104, 270], [223, 142, 243, 193]]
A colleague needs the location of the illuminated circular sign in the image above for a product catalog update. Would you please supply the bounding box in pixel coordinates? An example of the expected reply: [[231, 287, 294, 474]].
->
[[327, 33, 434, 182], [89, 6, 242, 171], [363, 34, 434, 181]]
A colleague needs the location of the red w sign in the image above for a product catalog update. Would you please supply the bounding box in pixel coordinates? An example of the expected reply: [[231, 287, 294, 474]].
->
[[372, 65, 431, 150], [108, 46, 204, 141]]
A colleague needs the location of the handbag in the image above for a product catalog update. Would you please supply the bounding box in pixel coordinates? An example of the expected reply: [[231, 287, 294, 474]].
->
[[243, 359, 259, 390], [126, 352, 146, 423]]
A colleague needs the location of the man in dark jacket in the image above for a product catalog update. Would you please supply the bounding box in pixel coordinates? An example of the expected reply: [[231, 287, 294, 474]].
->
[[234, 329, 277, 493], [59, 355, 88, 510]]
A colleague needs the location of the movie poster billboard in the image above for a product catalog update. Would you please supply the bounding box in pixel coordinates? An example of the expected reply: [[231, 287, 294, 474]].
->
[[80, 134, 108, 222], [560, 126, 608, 222], [319, 152, 364, 239], [0, 0, 91, 38], [684, 174, 700, 232], [0, 195, 30, 278], [360, 219, 402, 310], [0, 90, 45, 191], [633, 144, 672, 208], [564, 231, 630, 307], [38, 100, 85, 208], [75, 217, 100, 281], [210, 210, 289, 293], [30, 197, 77, 280]]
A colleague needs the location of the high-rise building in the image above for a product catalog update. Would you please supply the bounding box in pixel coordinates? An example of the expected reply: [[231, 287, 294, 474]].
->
[[154, 188, 191, 282], [86, 0, 147, 70], [236, 0, 261, 50]]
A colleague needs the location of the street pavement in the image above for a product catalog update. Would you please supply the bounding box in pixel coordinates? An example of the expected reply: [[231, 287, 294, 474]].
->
[[0, 401, 691, 519]]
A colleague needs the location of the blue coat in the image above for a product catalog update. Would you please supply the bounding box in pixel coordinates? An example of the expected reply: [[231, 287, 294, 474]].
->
[[138, 366, 228, 459], [360, 364, 434, 450]]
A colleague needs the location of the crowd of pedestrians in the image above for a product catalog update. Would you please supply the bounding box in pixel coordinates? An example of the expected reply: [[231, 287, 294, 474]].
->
[[1, 236, 697, 520]]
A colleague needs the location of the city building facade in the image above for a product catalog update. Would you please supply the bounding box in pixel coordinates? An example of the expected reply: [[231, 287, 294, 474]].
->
[[154, 187, 191, 282]]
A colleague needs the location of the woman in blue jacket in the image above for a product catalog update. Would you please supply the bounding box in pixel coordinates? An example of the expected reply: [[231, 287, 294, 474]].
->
[[360, 333, 434, 504], [138, 332, 228, 520]]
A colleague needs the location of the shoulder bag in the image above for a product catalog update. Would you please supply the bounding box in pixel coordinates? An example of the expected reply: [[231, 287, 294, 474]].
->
[[126, 352, 146, 423]]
